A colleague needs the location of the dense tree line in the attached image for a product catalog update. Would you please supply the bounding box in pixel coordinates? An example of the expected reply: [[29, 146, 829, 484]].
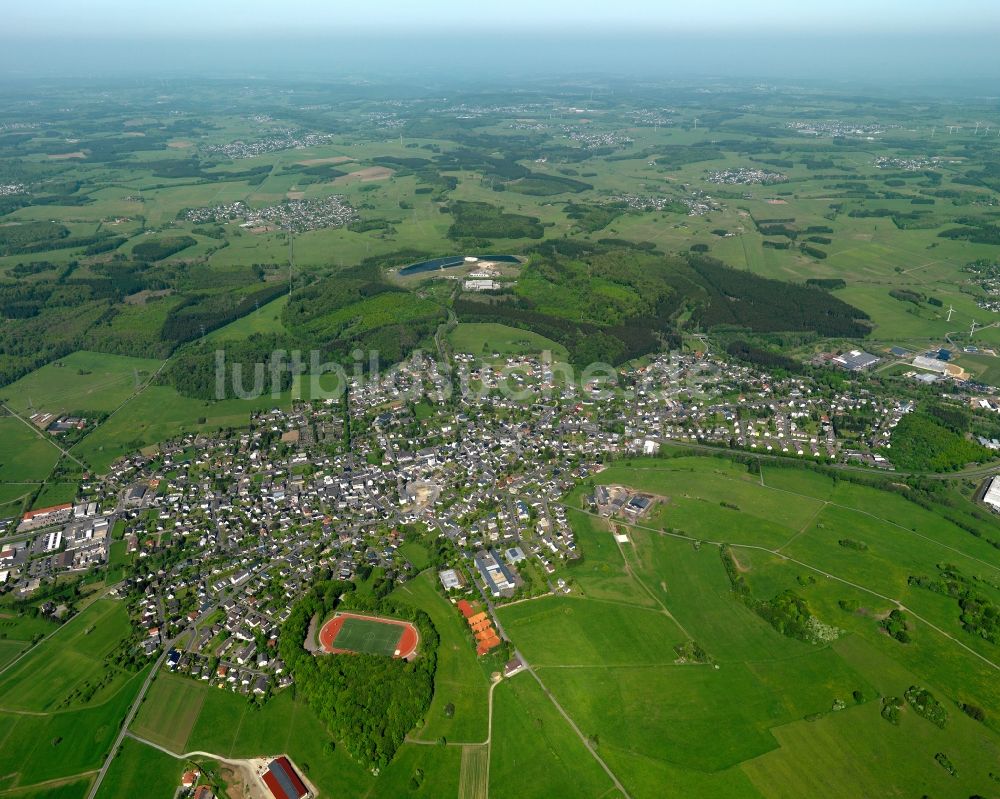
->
[[806, 278, 846, 290], [688, 256, 871, 337], [886, 412, 989, 472], [725, 341, 804, 374], [447, 201, 544, 241], [132, 236, 197, 263], [161, 282, 287, 344]]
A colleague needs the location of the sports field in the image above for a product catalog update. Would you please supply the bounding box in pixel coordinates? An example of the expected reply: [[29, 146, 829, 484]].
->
[[319, 612, 419, 658]]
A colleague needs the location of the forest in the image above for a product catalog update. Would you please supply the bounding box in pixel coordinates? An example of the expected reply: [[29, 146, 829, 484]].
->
[[279, 580, 438, 770], [447, 201, 545, 242], [887, 411, 989, 471]]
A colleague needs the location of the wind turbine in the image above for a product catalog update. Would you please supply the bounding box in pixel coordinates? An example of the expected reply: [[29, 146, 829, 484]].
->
[[947, 304, 955, 322]]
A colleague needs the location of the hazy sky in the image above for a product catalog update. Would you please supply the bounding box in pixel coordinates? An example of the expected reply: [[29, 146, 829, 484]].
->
[[9, 0, 1000, 36]]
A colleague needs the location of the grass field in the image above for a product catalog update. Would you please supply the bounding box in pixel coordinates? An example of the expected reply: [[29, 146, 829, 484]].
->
[[0, 777, 92, 799], [489, 675, 619, 799], [0, 666, 148, 791], [0, 416, 61, 483], [393, 571, 491, 743], [328, 615, 404, 656], [131, 672, 208, 753], [0, 599, 132, 712], [0, 351, 163, 416], [494, 455, 1000, 798], [94, 737, 183, 799], [448, 322, 570, 361], [71, 384, 294, 473], [29, 481, 78, 510], [458, 745, 489, 799]]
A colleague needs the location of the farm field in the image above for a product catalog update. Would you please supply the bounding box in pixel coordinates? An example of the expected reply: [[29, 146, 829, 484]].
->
[[492, 455, 1000, 799], [0, 666, 147, 792], [94, 737, 185, 799], [29, 481, 78, 510], [0, 599, 133, 713], [0, 415, 61, 483], [70, 384, 294, 473], [489, 675, 620, 799], [131, 672, 208, 754], [0, 351, 163, 416], [448, 323, 570, 361]]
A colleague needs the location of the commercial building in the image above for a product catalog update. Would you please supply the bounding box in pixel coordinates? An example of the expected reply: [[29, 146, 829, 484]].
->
[[832, 350, 879, 371], [438, 568, 465, 591], [983, 475, 1000, 512]]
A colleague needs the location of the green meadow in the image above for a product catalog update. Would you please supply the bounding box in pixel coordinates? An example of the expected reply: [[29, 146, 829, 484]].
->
[[1, 351, 163, 416], [393, 570, 492, 743], [0, 599, 133, 713], [448, 322, 570, 361], [493, 456, 1000, 799]]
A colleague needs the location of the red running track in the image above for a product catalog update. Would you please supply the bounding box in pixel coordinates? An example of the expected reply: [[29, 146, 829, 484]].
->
[[318, 612, 420, 659]]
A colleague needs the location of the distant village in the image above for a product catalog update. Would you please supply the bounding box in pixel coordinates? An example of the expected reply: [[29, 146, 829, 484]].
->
[[183, 196, 357, 233]]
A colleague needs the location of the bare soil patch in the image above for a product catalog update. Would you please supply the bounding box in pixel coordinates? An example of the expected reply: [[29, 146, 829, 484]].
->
[[336, 166, 395, 183], [297, 156, 354, 166], [48, 152, 86, 160]]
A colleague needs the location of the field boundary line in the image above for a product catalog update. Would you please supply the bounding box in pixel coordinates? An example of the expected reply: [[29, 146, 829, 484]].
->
[[0, 769, 98, 796], [67, 358, 170, 461], [0, 591, 121, 678], [1, 403, 87, 470], [776, 501, 829, 552], [563, 505, 1000, 673], [518, 657, 633, 799], [759, 480, 1000, 573], [610, 521, 694, 641]]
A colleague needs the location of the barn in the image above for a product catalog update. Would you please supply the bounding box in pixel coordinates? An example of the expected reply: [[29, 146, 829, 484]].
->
[[262, 756, 309, 799]]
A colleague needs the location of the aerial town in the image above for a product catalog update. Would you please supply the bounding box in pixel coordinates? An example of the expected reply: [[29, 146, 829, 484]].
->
[[5, 339, 990, 704]]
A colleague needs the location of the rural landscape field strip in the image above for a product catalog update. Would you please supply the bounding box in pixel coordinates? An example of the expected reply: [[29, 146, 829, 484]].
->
[[458, 745, 489, 799], [562, 504, 1000, 673], [758, 468, 1000, 573]]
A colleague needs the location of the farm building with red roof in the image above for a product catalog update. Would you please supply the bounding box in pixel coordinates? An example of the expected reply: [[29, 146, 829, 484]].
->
[[262, 756, 309, 799]]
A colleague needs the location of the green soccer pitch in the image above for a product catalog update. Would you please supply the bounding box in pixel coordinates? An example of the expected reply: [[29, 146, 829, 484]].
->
[[332, 616, 405, 656]]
